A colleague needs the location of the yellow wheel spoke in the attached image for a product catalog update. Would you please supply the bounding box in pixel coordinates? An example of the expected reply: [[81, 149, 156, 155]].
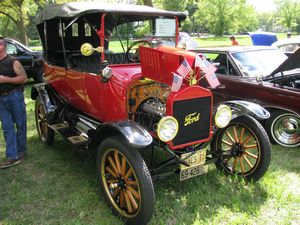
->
[[222, 139, 233, 146], [124, 191, 133, 213], [120, 191, 125, 209], [128, 186, 140, 200], [240, 127, 245, 143], [126, 180, 138, 186], [112, 188, 120, 198], [242, 154, 253, 168], [124, 168, 133, 180], [244, 144, 257, 149], [239, 157, 246, 173], [121, 157, 126, 176], [225, 131, 235, 143], [106, 166, 117, 177], [108, 156, 119, 175], [243, 133, 253, 145], [127, 190, 138, 210], [244, 151, 258, 159], [114, 151, 122, 174], [233, 157, 238, 172], [233, 126, 239, 143]]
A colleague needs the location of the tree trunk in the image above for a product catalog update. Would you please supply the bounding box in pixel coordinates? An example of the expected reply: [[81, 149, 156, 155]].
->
[[17, 14, 28, 45], [142, 0, 153, 7]]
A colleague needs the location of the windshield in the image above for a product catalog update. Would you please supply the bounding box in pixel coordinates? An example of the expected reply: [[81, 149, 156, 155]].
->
[[231, 49, 288, 77], [108, 18, 177, 52]]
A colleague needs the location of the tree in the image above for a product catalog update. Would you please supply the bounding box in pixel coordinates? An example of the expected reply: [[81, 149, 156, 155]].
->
[[194, 0, 257, 36], [274, 0, 300, 31]]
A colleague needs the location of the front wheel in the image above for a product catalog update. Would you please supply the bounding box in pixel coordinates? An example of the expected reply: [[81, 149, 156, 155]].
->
[[211, 115, 271, 182], [97, 137, 154, 225], [265, 110, 300, 147]]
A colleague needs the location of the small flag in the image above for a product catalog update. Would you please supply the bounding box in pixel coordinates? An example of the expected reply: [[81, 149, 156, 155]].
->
[[171, 72, 183, 92], [204, 72, 220, 88], [176, 58, 192, 78], [199, 58, 217, 75]]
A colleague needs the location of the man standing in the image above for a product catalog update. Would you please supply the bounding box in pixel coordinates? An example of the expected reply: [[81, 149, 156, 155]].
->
[[0, 37, 27, 169]]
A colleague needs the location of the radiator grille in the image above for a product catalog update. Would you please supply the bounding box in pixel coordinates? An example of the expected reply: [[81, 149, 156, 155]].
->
[[172, 97, 211, 146]]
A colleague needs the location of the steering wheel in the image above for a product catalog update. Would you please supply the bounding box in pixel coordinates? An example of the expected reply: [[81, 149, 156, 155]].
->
[[126, 40, 152, 63]]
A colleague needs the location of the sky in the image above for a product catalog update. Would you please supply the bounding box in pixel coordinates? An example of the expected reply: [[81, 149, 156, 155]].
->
[[247, 0, 276, 12]]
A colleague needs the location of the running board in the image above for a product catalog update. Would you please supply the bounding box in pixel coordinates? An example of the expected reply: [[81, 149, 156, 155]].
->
[[49, 122, 69, 131], [67, 135, 88, 144]]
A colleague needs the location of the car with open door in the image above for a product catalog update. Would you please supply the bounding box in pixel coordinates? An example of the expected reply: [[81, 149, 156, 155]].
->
[[32, 3, 271, 224], [195, 46, 300, 148]]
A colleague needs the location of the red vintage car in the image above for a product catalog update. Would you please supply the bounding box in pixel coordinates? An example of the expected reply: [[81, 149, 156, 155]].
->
[[32, 3, 271, 224]]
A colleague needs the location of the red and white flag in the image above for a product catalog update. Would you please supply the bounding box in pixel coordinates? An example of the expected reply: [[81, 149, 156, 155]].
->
[[176, 58, 192, 78], [171, 72, 183, 92], [204, 72, 220, 88]]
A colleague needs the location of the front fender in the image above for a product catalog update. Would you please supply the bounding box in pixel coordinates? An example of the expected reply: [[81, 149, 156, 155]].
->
[[223, 100, 270, 120], [92, 121, 153, 149], [31, 83, 57, 122]]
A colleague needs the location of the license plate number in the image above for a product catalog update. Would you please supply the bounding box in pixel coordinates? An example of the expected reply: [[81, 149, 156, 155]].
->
[[180, 149, 206, 170], [180, 165, 208, 181], [180, 149, 207, 181]]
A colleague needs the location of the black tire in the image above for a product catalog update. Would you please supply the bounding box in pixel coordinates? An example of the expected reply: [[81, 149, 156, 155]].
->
[[97, 136, 154, 225], [35, 96, 54, 145], [211, 115, 271, 182], [265, 110, 300, 147]]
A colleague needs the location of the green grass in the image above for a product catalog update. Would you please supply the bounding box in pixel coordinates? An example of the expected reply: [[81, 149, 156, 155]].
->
[[0, 82, 299, 225]]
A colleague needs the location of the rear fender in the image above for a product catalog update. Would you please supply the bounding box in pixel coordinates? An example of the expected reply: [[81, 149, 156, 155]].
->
[[31, 83, 57, 122], [90, 121, 153, 149], [223, 100, 270, 120]]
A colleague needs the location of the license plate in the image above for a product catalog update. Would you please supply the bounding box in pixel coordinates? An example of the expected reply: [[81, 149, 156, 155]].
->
[[180, 149, 206, 170], [180, 165, 208, 181], [180, 149, 207, 181]]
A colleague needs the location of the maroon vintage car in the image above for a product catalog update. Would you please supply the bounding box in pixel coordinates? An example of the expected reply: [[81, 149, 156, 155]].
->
[[32, 3, 271, 224], [195, 46, 300, 148]]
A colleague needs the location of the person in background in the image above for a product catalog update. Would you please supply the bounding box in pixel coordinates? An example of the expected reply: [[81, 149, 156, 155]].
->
[[0, 37, 28, 169], [230, 36, 239, 45], [287, 32, 292, 38]]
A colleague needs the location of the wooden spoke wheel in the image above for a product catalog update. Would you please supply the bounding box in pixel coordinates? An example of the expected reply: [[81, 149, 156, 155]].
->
[[97, 137, 154, 225], [212, 115, 271, 181], [35, 97, 54, 145]]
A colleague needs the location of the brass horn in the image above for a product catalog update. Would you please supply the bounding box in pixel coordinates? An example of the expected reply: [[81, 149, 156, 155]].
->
[[80, 43, 103, 56]]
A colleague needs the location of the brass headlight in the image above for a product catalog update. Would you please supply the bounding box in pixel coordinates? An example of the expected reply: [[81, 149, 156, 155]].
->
[[157, 116, 179, 142], [215, 105, 232, 128]]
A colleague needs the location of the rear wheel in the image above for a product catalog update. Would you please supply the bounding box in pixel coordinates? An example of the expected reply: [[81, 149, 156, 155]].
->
[[35, 97, 54, 145], [212, 115, 271, 181], [265, 110, 300, 147], [97, 137, 154, 225]]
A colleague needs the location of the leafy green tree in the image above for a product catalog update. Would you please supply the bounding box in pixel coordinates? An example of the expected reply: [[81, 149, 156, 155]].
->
[[274, 0, 299, 31], [0, 0, 41, 45], [194, 0, 257, 36]]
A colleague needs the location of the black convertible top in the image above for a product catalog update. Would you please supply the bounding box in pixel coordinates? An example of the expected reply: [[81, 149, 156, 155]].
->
[[35, 2, 187, 25]]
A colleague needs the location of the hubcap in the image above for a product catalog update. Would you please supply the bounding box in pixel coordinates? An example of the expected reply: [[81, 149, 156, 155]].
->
[[101, 149, 141, 218], [272, 114, 300, 147], [220, 124, 260, 175]]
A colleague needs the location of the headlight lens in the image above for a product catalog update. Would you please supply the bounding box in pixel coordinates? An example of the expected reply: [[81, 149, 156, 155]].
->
[[157, 116, 179, 142], [215, 105, 232, 128]]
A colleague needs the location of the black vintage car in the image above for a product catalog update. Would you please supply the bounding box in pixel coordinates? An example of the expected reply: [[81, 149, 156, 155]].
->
[[5, 38, 44, 82]]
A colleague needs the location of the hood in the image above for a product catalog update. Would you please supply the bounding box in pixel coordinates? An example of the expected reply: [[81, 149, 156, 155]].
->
[[268, 47, 300, 77]]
